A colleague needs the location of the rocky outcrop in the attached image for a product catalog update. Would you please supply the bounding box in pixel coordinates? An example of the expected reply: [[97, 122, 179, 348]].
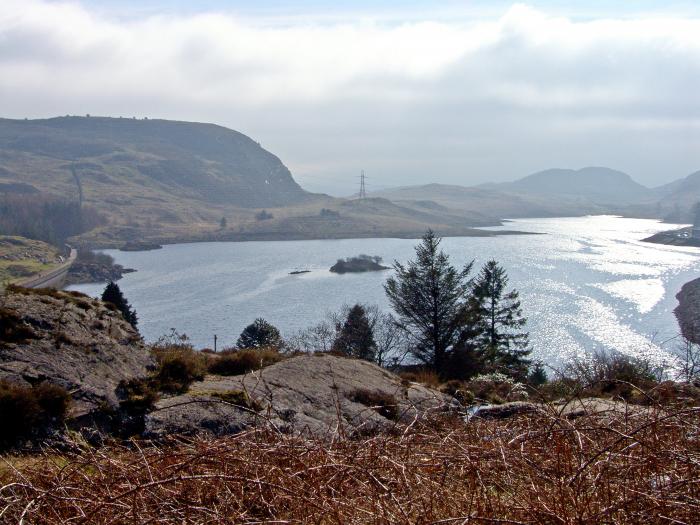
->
[[65, 261, 135, 285], [0, 287, 154, 417], [675, 278, 700, 344], [146, 354, 449, 438]]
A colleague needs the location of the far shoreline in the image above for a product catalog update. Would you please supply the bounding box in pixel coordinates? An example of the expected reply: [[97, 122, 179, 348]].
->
[[79, 228, 540, 251]]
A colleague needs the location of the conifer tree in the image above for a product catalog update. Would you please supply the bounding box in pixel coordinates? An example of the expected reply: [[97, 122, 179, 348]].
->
[[332, 304, 377, 361], [384, 230, 473, 375], [237, 318, 282, 349], [468, 260, 530, 380], [101, 281, 138, 329], [528, 361, 548, 386]]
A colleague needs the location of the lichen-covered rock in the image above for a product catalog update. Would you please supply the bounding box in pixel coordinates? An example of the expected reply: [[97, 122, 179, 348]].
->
[[0, 287, 154, 417], [146, 354, 449, 438]]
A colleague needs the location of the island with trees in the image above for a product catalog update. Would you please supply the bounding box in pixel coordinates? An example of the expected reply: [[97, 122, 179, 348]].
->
[[330, 254, 390, 274]]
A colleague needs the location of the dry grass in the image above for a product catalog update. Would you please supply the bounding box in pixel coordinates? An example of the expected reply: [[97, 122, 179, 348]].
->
[[207, 347, 283, 376], [1, 405, 698, 523]]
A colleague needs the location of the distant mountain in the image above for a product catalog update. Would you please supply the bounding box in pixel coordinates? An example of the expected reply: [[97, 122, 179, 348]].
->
[[0, 116, 309, 208], [484, 167, 654, 206], [651, 170, 700, 222], [370, 182, 608, 220]]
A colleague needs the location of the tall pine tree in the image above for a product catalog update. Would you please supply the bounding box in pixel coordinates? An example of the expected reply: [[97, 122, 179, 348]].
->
[[101, 281, 138, 329], [384, 230, 473, 375], [468, 260, 530, 380], [332, 304, 377, 361]]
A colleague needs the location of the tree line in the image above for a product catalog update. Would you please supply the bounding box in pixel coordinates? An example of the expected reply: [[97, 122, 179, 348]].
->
[[0, 193, 104, 246]]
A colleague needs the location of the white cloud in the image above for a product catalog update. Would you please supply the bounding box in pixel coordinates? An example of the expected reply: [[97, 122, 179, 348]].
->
[[0, 0, 698, 192]]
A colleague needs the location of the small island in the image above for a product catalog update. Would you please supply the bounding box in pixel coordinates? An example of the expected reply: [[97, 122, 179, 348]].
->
[[330, 254, 390, 274]]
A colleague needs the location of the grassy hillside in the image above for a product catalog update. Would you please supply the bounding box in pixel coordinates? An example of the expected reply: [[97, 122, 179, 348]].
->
[[0, 117, 517, 246], [0, 236, 64, 285]]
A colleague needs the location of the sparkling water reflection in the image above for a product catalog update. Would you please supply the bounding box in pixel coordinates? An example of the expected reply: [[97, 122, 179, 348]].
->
[[69, 216, 700, 366]]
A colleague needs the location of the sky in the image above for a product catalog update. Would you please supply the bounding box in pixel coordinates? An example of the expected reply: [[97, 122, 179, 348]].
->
[[0, 1, 698, 195]]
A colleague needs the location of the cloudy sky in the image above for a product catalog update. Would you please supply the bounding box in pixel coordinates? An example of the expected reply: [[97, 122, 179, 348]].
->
[[0, 1, 698, 194]]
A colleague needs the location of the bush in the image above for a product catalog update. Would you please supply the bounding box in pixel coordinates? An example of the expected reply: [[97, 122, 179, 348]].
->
[[152, 346, 208, 394], [564, 350, 658, 400], [76, 248, 115, 266], [237, 318, 282, 349], [255, 210, 273, 221], [350, 389, 400, 421], [399, 369, 441, 388], [208, 348, 283, 376], [116, 378, 160, 413], [467, 372, 529, 404], [0, 307, 36, 344], [439, 380, 475, 405], [0, 380, 71, 449]]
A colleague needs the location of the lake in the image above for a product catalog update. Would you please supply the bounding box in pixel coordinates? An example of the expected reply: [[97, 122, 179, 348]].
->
[[69, 216, 700, 366]]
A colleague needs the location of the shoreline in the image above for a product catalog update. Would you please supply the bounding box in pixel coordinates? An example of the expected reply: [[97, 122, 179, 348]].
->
[[643, 226, 700, 248], [79, 228, 539, 251]]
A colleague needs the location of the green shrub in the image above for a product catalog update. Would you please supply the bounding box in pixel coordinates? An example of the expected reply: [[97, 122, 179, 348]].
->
[[208, 348, 282, 376], [0, 380, 71, 449], [236, 318, 282, 349], [350, 389, 400, 421]]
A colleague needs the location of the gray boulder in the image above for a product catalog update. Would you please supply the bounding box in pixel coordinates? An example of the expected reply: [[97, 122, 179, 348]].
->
[[146, 354, 449, 438]]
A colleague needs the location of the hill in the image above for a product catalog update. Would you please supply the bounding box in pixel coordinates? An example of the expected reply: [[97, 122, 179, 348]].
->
[[0, 117, 517, 246], [652, 170, 700, 222], [370, 183, 607, 219], [485, 167, 655, 206], [0, 236, 65, 286], [0, 116, 308, 208]]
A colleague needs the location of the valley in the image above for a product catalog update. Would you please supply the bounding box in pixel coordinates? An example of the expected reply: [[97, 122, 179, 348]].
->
[[1, 117, 697, 250]]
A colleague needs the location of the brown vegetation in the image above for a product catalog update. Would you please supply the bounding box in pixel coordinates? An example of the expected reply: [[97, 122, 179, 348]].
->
[[207, 347, 283, 376], [0, 380, 71, 448], [1, 404, 698, 523], [349, 388, 400, 421]]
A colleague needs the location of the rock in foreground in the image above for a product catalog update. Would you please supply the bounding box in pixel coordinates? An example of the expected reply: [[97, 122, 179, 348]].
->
[[146, 354, 448, 438], [0, 287, 153, 418]]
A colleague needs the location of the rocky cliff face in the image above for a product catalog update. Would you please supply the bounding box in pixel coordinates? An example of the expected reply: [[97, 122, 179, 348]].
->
[[0, 287, 154, 417], [675, 278, 700, 344]]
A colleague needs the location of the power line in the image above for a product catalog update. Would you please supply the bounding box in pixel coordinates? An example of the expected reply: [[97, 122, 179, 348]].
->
[[359, 170, 367, 199]]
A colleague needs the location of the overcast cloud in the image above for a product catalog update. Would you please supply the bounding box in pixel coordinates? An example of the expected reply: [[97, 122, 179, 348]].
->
[[0, 0, 698, 194]]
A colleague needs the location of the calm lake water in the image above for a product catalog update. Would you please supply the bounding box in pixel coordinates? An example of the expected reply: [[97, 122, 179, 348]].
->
[[70, 216, 700, 366]]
